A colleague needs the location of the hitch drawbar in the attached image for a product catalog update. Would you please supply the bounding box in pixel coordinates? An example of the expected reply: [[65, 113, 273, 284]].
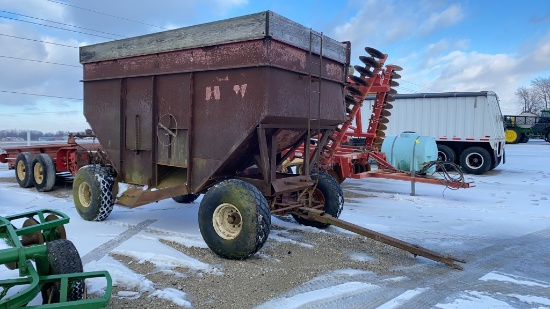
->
[[294, 208, 466, 270]]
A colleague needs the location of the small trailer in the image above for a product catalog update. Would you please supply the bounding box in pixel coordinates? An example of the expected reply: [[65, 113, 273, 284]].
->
[[364, 92, 506, 175], [0, 133, 105, 192], [74, 11, 464, 269]]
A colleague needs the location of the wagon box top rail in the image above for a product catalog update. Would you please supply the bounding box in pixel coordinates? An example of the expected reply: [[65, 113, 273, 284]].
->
[[80, 11, 348, 64]]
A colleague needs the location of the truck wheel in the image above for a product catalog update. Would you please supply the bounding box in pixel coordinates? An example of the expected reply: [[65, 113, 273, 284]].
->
[[292, 171, 344, 228], [460, 147, 491, 175], [198, 179, 270, 259], [32, 154, 56, 192], [41, 239, 85, 304], [73, 165, 115, 221], [172, 194, 199, 203], [15, 152, 34, 188], [437, 144, 456, 171], [505, 128, 522, 144]]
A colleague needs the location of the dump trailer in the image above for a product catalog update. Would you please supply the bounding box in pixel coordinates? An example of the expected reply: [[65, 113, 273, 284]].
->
[[76, 11, 464, 269], [364, 91, 506, 175]]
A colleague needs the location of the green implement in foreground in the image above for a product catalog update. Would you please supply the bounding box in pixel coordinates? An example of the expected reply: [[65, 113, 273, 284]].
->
[[0, 209, 112, 308]]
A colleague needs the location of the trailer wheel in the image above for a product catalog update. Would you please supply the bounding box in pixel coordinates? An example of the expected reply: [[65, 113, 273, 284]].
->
[[73, 165, 115, 221], [41, 239, 85, 304], [172, 194, 199, 203], [15, 152, 34, 188], [292, 171, 344, 228], [460, 147, 491, 175], [505, 128, 522, 144], [437, 144, 456, 171], [32, 153, 56, 192], [198, 179, 270, 259]]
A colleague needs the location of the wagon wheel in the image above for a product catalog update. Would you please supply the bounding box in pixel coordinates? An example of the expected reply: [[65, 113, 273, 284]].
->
[[198, 179, 271, 259], [32, 153, 56, 192], [73, 165, 115, 221], [15, 152, 34, 188], [41, 239, 85, 304], [157, 113, 178, 147], [292, 171, 344, 228]]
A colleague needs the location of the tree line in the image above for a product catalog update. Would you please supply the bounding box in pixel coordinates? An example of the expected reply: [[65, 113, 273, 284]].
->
[[0, 129, 70, 141], [516, 76, 550, 114]]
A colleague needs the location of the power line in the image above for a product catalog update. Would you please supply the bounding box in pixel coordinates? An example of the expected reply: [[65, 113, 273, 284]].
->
[[0, 15, 117, 40], [0, 55, 80, 67], [0, 9, 126, 38], [46, 0, 169, 30], [400, 79, 443, 93], [0, 90, 82, 100], [0, 33, 78, 48]]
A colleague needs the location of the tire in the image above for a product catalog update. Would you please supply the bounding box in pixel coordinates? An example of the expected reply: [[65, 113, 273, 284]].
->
[[172, 194, 199, 203], [41, 239, 85, 304], [547, 131, 550, 143], [489, 155, 502, 171], [437, 144, 456, 171], [460, 147, 492, 175], [32, 154, 56, 192], [505, 128, 522, 144], [73, 165, 115, 221], [520, 135, 529, 143], [198, 179, 270, 259], [15, 152, 34, 188], [292, 171, 344, 228]]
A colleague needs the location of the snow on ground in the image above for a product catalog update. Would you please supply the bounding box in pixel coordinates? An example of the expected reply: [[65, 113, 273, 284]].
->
[[1, 139, 550, 308]]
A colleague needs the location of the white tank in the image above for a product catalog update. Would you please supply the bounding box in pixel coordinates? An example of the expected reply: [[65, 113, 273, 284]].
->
[[515, 112, 537, 129]]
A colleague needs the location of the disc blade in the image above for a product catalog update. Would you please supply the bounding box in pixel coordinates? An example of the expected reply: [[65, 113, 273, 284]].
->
[[389, 64, 403, 71], [388, 88, 398, 95], [379, 117, 389, 124], [45, 214, 66, 240], [390, 80, 400, 87], [378, 123, 388, 131], [21, 218, 44, 246], [345, 95, 357, 105], [384, 103, 394, 109], [365, 47, 385, 59], [359, 56, 380, 68], [349, 75, 368, 86], [385, 95, 395, 102], [354, 65, 374, 77], [347, 86, 362, 96], [392, 72, 402, 79], [381, 110, 392, 117]]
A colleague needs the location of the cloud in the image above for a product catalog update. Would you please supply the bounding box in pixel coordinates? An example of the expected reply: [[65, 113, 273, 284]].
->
[[419, 4, 463, 34], [399, 33, 550, 115]]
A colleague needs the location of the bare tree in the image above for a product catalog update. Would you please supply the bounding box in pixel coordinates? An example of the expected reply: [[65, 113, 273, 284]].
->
[[516, 86, 541, 113], [531, 76, 550, 110]]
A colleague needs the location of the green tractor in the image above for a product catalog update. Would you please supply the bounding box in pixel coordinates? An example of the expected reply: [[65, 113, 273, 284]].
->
[[504, 109, 550, 144]]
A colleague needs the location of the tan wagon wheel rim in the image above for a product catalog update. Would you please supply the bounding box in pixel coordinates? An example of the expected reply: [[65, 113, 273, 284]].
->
[[16, 160, 26, 180], [212, 203, 243, 240], [34, 162, 44, 184], [78, 182, 92, 208]]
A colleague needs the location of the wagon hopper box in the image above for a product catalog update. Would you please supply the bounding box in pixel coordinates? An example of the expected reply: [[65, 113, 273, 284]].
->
[[77, 11, 464, 269]]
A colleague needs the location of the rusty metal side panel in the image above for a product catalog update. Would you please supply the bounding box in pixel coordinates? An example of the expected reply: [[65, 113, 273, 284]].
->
[[122, 77, 154, 185], [268, 40, 346, 83], [82, 40, 268, 81], [264, 69, 346, 126], [83, 80, 121, 171], [190, 67, 267, 192], [156, 74, 192, 168]]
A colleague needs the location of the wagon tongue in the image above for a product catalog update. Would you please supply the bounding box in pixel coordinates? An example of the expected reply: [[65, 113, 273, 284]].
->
[[294, 207, 466, 270]]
